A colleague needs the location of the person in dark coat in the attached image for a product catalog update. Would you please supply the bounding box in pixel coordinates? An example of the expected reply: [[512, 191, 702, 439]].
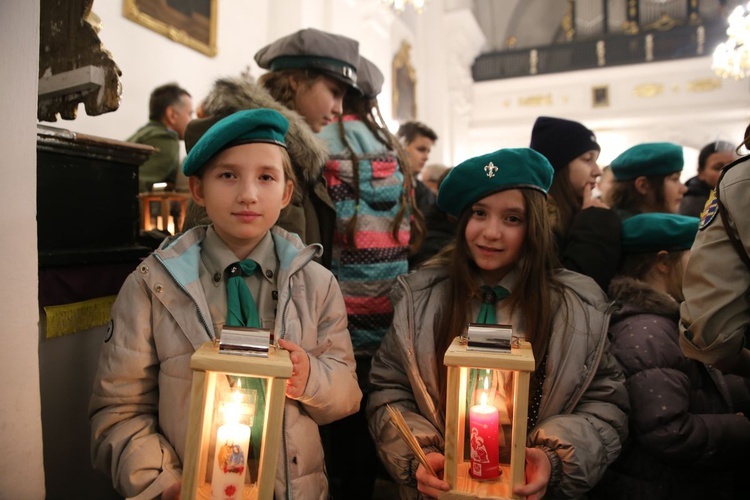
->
[[594, 213, 750, 500], [530, 116, 622, 292], [679, 140, 736, 217]]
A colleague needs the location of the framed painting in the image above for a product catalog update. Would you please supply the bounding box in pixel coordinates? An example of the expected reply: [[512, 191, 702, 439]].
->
[[393, 40, 417, 123], [123, 0, 217, 57]]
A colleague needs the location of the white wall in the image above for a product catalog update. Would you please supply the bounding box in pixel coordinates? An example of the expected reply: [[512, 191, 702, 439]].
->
[[0, 0, 45, 497]]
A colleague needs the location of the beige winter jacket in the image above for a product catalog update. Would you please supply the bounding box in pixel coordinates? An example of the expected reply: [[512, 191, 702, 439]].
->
[[89, 226, 361, 499], [367, 267, 629, 499]]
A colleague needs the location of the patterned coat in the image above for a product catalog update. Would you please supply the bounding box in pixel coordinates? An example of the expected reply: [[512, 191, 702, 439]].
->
[[318, 116, 410, 356]]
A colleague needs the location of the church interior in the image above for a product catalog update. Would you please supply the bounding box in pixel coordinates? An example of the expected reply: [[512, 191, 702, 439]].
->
[[2, 0, 749, 497]]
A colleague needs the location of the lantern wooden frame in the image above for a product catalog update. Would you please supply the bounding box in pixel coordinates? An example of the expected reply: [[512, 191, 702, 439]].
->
[[182, 341, 293, 499], [441, 338, 535, 500]]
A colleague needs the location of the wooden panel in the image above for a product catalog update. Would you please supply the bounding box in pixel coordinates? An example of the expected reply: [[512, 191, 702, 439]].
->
[[257, 377, 287, 498], [509, 372, 529, 500], [444, 341, 535, 372], [190, 342, 293, 378], [183, 370, 215, 500]]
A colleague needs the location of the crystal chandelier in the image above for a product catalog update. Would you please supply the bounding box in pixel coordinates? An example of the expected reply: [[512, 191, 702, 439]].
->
[[712, 2, 750, 79], [382, 0, 429, 14]]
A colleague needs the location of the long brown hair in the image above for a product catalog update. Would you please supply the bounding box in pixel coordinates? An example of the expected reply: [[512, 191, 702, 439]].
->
[[333, 92, 426, 254], [428, 189, 565, 413], [547, 163, 582, 239], [609, 175, 667, 215], [258, 69, 322, 110]]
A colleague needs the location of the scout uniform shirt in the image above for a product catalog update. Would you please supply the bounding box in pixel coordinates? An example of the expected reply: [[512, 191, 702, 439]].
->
[[680, 156, 750, 364], [198, 227, 278, 336]]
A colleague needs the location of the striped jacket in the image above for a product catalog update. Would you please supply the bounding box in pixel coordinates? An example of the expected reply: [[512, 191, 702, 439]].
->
[[319, 117, 411, 355]]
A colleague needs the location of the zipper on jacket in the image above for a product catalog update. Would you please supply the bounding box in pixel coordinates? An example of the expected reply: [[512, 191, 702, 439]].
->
[[153, 254, 214, 340]]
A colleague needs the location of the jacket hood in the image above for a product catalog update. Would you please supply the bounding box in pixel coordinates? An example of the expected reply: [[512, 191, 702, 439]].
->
[[201, 76, 329, 185], [609, 276, 680, 320]]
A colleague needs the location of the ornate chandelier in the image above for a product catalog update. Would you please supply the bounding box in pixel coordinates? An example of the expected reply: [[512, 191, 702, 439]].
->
[[382, 0, 429, 14], [712, 2, 750, 79]]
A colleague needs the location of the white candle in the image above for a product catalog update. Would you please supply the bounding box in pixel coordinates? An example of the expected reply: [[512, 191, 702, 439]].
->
[[211, 422, 251, 499]]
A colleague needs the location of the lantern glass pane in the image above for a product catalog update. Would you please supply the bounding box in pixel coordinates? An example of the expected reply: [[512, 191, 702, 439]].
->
[[205, 374, 266, 498], [463, 368, 514, 480]]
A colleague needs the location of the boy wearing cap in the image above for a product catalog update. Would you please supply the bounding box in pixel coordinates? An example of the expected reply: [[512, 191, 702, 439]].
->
[[608, 142, 688, 219], [89, 109, 361, 500], [597, 213, 750, 500], [368, 147, 627, 499], [530, 115, 622, 292], [183, 28, 362, 269]]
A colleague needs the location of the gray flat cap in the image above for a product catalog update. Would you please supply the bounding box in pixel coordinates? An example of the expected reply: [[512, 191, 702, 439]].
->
[[255, 28, 360, 90], [356, 55, 384, 98]]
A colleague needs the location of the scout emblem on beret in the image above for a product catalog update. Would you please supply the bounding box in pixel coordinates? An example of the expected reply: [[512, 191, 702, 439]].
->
[[484, 161, 498, 178], [699, 190, 719, 230]]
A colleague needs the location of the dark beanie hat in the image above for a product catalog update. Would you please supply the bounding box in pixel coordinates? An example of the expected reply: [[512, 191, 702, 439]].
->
[[529, 116, 601, 171]]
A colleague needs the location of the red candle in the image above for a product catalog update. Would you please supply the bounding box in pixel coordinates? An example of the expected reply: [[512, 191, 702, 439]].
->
[[468, 391, 500, 479]]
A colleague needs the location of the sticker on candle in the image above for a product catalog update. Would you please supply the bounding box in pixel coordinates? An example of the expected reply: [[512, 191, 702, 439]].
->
[[212, 389, 253, 499], [469, 372, 500, 479]]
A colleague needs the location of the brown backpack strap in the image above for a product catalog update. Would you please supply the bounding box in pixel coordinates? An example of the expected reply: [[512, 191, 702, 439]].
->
[[715, 159, 750, 271]]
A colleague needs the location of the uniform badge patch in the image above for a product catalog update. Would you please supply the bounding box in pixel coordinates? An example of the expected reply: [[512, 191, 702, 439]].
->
[[699, 190, 719, 230], [104, 320, 114, 343]]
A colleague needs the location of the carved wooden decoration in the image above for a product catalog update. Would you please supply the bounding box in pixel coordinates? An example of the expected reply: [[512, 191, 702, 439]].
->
[[38, 0, 122, 122]]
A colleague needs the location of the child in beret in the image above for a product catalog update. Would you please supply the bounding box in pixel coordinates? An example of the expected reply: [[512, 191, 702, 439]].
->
[[530, 116, 622, 293], [595, 213, 750, 500], [89, 109, 361, 500], [367, 148, 628, 499], [183, 28, 362, 269], [608, 142, 688, 219]]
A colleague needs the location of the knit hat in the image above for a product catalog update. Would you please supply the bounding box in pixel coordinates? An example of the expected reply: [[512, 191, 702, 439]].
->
[[621, 213, 699, 252], [529, 116, 600, 171], [254, 28, 360, 91], [182, 109, 288, 176], [610, 142, 684, 181], [437, 148, 554, 217]]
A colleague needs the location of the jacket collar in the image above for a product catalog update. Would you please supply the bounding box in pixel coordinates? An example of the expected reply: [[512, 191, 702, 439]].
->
[[609, 276, 680, 320]]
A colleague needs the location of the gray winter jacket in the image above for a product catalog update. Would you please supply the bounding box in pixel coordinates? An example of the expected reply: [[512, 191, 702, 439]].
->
[[89, 226, 361, 499], [367, 267, 629, 499]]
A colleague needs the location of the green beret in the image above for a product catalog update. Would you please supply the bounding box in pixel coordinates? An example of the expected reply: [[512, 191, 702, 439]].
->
[[621, 213, 699, 253], [611, 142, 684, 180], [182, 109, 288, 176], [254, 28, 360, 91], [437, 148, 554, 217]]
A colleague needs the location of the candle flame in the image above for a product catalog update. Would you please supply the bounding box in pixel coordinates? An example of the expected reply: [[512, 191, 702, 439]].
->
[[223, 390, 243, 425], [480, 391, 488, 406]]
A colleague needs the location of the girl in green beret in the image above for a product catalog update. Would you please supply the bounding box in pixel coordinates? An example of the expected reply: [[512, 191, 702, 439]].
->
[[367, 148, 628, 499], [595, 213, 750, 500], [184, 28, 362, 270], [608, 142, 688, 220]]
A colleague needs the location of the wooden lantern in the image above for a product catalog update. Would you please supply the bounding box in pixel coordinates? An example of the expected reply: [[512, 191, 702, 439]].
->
[[182, 341, 292, 500], [441, 338, 535, 500]]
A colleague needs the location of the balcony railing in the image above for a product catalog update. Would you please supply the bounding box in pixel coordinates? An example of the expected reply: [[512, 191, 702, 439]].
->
[[472, 19, 727, 81]]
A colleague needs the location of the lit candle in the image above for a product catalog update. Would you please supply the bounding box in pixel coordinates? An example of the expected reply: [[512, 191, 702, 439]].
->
[[211, 390, 251, 499], [468, 378, 500, 479]]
